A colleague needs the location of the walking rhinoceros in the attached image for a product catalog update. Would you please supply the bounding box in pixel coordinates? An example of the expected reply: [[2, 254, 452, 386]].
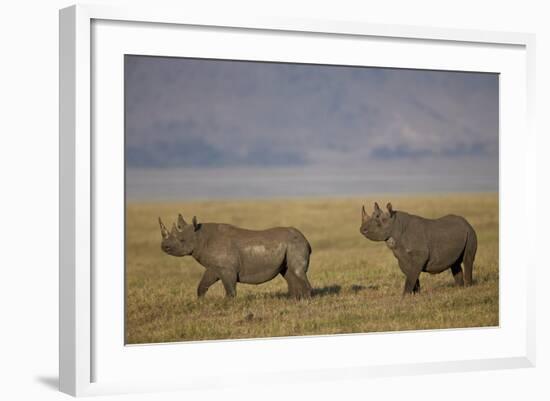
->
[[159, 214, 313, 299], [359, 202, 477, 295]]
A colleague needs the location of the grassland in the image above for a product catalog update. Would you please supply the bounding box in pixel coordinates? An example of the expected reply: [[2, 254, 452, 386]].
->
[[125, 193, 498, 344]]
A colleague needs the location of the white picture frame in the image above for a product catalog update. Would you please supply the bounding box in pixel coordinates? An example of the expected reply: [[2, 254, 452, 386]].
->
[[59, 4, 536, 397]]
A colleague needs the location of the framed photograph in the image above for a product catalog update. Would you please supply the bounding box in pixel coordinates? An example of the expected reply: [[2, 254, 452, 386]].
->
[[59, 4, 536, 397]]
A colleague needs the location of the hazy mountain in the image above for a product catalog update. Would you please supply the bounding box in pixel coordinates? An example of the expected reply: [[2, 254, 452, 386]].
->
[[125, 56, 498, 170]]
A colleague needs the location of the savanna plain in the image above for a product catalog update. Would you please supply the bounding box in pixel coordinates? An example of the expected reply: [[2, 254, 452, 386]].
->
[[126, 193, 498, 344]]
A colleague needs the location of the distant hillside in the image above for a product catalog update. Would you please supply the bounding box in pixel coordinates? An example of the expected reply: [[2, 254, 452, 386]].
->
[[124, 56, 498, 169], [126, 137, 305, 167]]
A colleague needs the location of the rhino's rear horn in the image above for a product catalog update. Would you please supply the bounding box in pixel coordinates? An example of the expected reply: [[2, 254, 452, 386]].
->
[[387, 202, 395, 216], [177, 213, 187, 231], [192, 216, 200, 231]]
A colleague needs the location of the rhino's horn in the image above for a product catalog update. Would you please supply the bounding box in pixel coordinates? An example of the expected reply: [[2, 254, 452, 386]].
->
[[159, 217, 169, 239], [177, 213, 187, 231], [362, 205, 369, 220]]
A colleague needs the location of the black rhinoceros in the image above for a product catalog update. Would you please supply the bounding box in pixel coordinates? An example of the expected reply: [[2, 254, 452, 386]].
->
[[360, 202, 477, 295], [159, 214, 313, 299]]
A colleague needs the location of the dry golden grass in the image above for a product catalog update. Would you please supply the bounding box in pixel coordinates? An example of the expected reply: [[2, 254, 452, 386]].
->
[[125, 193, 498, 344]]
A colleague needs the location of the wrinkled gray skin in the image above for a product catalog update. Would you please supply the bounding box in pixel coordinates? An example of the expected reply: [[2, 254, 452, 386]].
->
[[159, 214, 313, 299], [359, 202, 477, 295]]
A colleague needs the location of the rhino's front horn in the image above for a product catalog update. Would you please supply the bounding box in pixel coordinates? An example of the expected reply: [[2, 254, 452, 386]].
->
[[159, 217, 169, 239], [362, 205, 369, 220]]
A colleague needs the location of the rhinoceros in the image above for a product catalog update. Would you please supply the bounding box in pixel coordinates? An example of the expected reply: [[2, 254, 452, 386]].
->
[[158, 214, 313, 299], [359, 202, 477, 295]]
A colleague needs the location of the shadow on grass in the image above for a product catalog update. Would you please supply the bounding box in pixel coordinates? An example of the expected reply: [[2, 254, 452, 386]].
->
[[311, 284, 341, 297], [350, 283, 380, 293], [266, 284, 342, 300], [350, 284, 366, 293], [438, 279, 481, 289]]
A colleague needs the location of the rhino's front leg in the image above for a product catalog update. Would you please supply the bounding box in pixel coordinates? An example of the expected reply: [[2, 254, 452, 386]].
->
[[398, 260, 418, 295], [397, 251, 427, 296], [403, 274, 421, 295], [197, 269, 220, 298]]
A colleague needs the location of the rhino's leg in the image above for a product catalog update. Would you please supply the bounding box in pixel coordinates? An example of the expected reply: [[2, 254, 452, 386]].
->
[[291, 262, 312, 299], [395, 247, 427, 296], [463, 262, 473, 286], [463, 250, 475, 287], [294, 273, 312, 299], [403, 275, 421, 295], [285, 248, 312, 299], [463, 230, 477, 286], [218, 269, 237, 298], [296, 272, 313, 297], [197, 269, 220, 298], [450, 263, 464, 286], [281, 271, 301, 298], [281, 269, 311, 299], [399, 260, 423, 296]]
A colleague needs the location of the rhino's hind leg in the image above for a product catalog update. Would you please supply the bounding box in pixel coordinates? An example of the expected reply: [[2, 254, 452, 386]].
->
[[281, 267, 311, 299], [281, 270, 303, 298], [296, 271, 312, 295], [463, 258, 473, 287], [282, 252, 312, 299], [450, 263, 464, 287], [294, 271, 312, 299], [285, 245, 312, 299], [218, 269, 237, 298], [463, 230, 477, 286]]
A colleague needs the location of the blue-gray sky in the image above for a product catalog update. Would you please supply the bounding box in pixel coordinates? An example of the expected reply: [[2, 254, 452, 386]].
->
[[125, 55, 498, 200]]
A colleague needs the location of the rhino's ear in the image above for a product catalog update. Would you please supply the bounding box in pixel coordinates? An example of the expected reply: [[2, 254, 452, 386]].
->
[[177, 214, 187, 231], [386, 202, 395, 217], [374, 202, 381, 212], [192, 216, 200, 231], [362, 205, 369, 221], [159, 217, 169, 239]]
